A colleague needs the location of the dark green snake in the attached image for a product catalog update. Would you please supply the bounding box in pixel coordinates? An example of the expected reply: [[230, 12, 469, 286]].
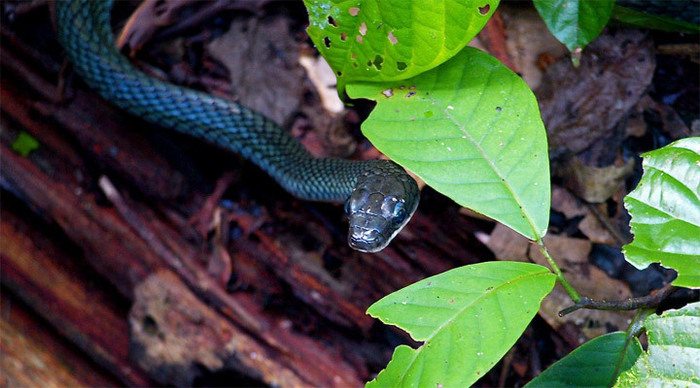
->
[[55, 0, 419, 252]]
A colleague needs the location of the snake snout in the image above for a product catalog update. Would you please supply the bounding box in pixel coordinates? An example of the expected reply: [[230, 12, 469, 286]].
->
[[347, 211, 392, 252], [348, 224, 387, 253]]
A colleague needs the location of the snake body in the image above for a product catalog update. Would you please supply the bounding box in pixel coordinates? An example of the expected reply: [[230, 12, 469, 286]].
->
[[55, 0, 419, 252]]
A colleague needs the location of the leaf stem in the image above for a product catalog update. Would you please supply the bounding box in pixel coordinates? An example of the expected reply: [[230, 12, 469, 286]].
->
[[535, 238, 581, 302]]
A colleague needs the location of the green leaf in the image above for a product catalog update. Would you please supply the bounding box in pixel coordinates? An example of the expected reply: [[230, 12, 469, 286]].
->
[[304, 0, 498, 83], [11, 131, 40, 157], [527, 332, 642, 387], [615, 302, 700, 387], [623, 137, 700, 288], [533, 0, 615, 52], [347, 48, 550, 240], [612, 6, 700, 33], [366, 261, 556, 387]]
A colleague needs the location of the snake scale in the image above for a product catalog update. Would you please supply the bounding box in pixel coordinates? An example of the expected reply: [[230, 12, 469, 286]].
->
[[55, 0, 420, 252]]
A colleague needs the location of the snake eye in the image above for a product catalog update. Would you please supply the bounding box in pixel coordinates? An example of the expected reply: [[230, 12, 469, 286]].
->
[[382, 196, 406, 221], [392, 201, 406, 221], [344, 199, 352, 215]]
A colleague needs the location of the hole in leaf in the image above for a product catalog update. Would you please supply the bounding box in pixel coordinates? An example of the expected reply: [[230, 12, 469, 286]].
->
[[478, 4, 490, 15], [359, 22, 367, 36], [336, 71, 343, 77], [356, 35, 363, 43], [373, 54, 384, 70], [406, 91, 416, 98], [382, 88, 393, 97], [340, 32, 347, 41], [327, 15, 338, 27], [495, 106, 502, 112], [323, 36, 331, 48], [348, 7, 360, 16], [424, 111, 433, 118], [388, 31, 398, 45], [397, 61, 407, 71], [367, 60, 373, 67]]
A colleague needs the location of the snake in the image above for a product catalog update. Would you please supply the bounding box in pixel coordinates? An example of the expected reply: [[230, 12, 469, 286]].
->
[[55, 0, 419, 253]]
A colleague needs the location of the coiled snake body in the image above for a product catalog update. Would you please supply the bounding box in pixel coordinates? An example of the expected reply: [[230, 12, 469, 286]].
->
[[55, 0, 419, 252]]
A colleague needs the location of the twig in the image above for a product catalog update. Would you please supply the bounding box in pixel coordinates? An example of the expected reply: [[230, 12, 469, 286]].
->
[[558, 284, 676, 316]]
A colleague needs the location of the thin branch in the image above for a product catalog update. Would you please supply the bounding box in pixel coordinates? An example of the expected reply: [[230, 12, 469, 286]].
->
[[558, 284, 676, 317]]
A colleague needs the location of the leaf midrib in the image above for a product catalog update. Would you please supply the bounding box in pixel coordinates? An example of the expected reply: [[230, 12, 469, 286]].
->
[[441, 74, 542, 240]]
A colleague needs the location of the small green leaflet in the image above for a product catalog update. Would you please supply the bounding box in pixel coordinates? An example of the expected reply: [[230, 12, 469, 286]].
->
[[11, 131, 40, 157], [527, 332, 642, 387], [615, 302, 700, 387], [305, 0, 498, 83], [533, 0, 614, 64], [347, 47, 550, 240], [623, 137, 700, 288], [366, 261, 555, 387]]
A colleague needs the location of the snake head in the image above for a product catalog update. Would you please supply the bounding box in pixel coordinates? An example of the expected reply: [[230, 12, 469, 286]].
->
[[345, 164, 420, 252]]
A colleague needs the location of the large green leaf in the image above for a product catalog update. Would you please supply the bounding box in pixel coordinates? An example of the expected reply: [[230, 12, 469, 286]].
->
[[347, 48, 550, 240], [615, 302, 700, 387], [304, 0, 498, 83], [533, 0, 614, 53], [623, 137, 700, 288], [366, 261, 555, 387], [527, 332, 642, 387]]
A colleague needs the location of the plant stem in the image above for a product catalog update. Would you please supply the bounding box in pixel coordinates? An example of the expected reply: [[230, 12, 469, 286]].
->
[[558, 284, 676, 316], [608, 308, 654, 386], [535, 238, 581, 302]]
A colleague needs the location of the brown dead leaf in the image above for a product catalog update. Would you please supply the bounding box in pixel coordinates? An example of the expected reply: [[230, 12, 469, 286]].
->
[[207, 16, 304, 126], [561, 156, 635, 203], [579, 210, 618, 245], [536, 29, 655, 156], [479, 223, 529, 261], [551, 185, 587, 219], [500, 6, 568, 89], [551, 185, 618, 244]]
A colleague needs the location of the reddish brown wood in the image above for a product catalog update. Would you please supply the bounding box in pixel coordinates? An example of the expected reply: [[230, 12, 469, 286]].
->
[[0, 209, 153, 386], [1, 294, 120, 388]]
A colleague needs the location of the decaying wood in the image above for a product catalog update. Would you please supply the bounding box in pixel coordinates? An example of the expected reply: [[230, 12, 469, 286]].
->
[[1, 293, 120, 388], [1, 207, 153, 386]]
